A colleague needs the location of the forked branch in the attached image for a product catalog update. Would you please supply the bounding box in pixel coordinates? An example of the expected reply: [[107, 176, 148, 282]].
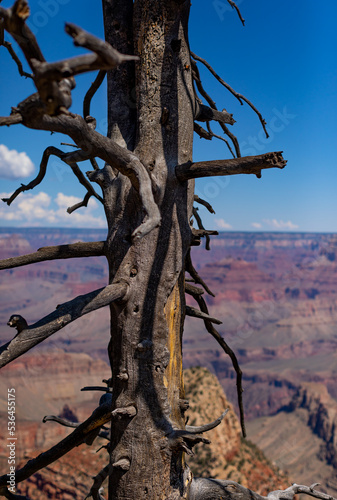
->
[[0, 241, 106, 270], [176, 151, 287, 182], [2, 146, 103, 207], [0, 281, 128, 368]]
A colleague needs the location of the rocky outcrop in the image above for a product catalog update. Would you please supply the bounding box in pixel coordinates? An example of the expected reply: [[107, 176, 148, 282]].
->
[[184, 367, 289, 495]]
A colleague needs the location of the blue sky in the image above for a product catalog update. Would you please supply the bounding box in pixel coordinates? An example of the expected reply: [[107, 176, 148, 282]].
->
[[0, 0, 336, 232]]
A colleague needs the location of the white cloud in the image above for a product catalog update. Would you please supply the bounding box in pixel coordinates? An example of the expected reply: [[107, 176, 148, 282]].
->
[[263, 219, 299, 230], [251, 222, 262, 229], [0, 191, 106, 228], [0, 144, 35, 179], [215, 218, 232, 230]]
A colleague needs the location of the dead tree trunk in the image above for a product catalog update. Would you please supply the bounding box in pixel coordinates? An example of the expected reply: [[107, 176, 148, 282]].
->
[[103, 2, 195, 497]]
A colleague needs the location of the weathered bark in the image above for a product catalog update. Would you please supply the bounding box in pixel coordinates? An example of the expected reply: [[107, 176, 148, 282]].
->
[[103, 1, 194, 498], [176, 151, 287, 181]]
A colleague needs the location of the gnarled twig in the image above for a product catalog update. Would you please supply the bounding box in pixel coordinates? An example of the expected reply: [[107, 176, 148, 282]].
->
[[193, 195, 215, 214], [226, 0, 245, 26], [83, 70, 106, 118], [2, 146, 103, 207], [185, 250, 215, 297], [191, 52, 268, 137]]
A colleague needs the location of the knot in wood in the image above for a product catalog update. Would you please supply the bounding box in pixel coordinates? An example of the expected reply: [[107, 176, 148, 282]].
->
[[130, 267, 138, 277], [112, 458, 131, 471], [136, 339, 153, 352], [117, 371, 129, 381]]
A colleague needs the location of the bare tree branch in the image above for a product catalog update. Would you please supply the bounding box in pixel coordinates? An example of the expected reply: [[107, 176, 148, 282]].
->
[[191, 60, 238, 156], [206, 121, 235, 158], [191, 292, 246, 437], [0, 113, 23, 126], [191, 52, 268, 137], [43, 415, 79, 429], [0, 401, 113, 489], [195, 102, 235, 125], [67, 192, 92, 214], [2, 146, 103, 206], [0, 281, 128, 368], [193, 195, 215, 214], [0, 0, 45, 71], [85, 464, 112, 500], [185, 283, 204, 296], [185, 305, 222, 325], [190, 480, 337, 500], [226, 0, 245, 26], [0, 2, 138, 115], [0, 241, 105, 270], [194, 123, 212, 141], [14, 109, 161, 239], [168, 429, 210, 456], [83, 70, 106, 118], [0, 16, 32, 78], [176, 151, 287, 182], [185, 409, 229, 434], [43, 415, 110, 440], [185, 250, 215, 297], [0, 488, 29, 499], [193, 207, 212, 250], [220, 122, 241, 157]]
